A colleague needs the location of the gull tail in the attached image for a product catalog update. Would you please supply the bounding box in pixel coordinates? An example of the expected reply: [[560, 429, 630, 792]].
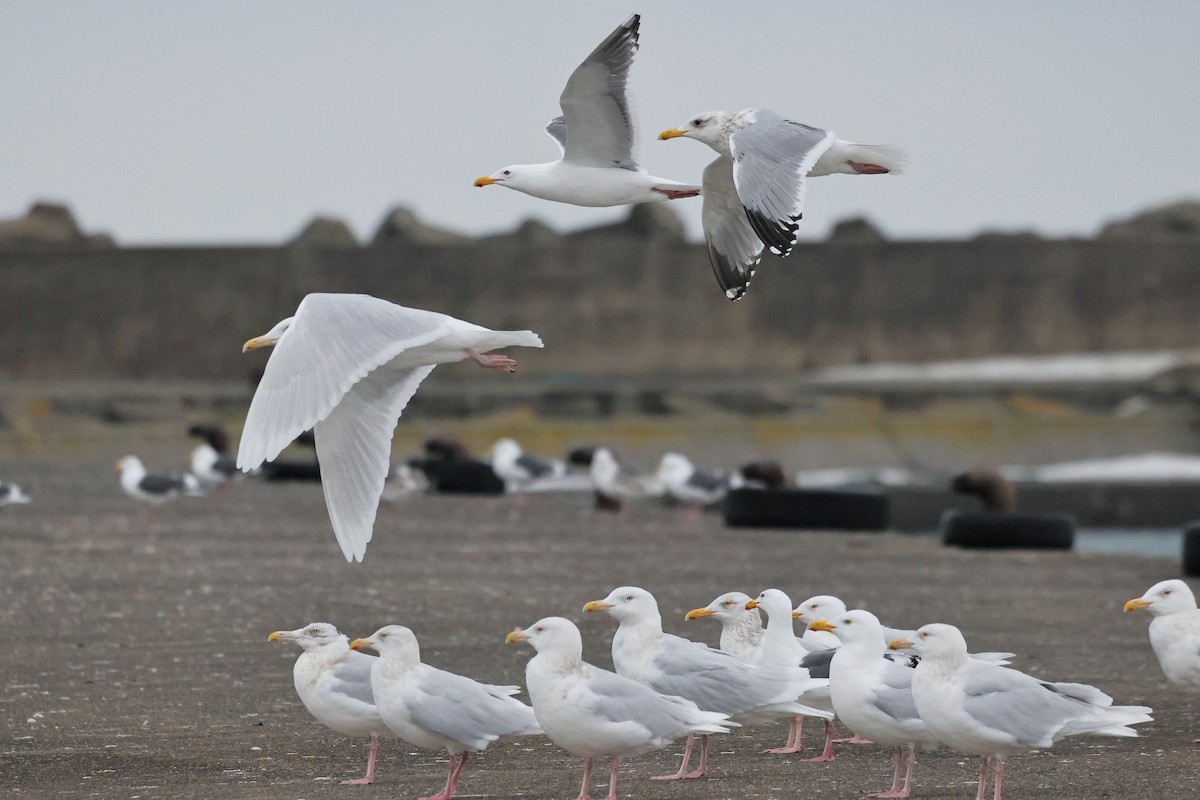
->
[[846, 143, 907, 175], [491, 330, 544, 350]]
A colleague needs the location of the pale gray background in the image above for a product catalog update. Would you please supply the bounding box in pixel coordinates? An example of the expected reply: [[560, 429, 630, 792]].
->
[[2, 1, 1196, 244]]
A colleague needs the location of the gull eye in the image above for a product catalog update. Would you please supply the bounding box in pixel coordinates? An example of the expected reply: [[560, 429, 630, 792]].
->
[[843, 619, 852, 625], [722, 601, 732, 606], [379, 632, 388, 639], [692, 118, 703, 126], [625, 595, 634, 601], [920, 631, 929, 638], [309, 628, 320, 636], [810, 604, 818, 609], [535, 626, 544, 633], [502, 170, 511, 176], [1163, 590, 1172, 596]]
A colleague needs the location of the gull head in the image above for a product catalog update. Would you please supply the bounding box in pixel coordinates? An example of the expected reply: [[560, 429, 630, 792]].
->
[[243, 316, 294, 353], [585, 586, 658, 623], [268, 622, 344, 651], [114, 454, 143, 475], [350, 624, 419, 658], [748, 588, 794, 621], [474, 166, 519, 189], [590, 447, 620, 483], [687, 591, 756, 622], [906, 623, 968, 661], [793, 595, 848, 624], [506, 616, 582, 656], [491, 438, 522, 465], [1125, 579, 1197, 617], [813, 609, 886, 648], [659, 111, 730, 149], [655, 452, 693, 484]]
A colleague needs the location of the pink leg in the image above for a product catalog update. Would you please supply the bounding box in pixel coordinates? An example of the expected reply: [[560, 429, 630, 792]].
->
[[683, 734, 709, 779], [975, 756, 990, 800], [574, 758, 594, 800], [834, 733, 874, 744], [991, 757, 1004, 800], [341, 732, 379, 785], [418, 752, 460, 800], [765, 715, 804, 754], [868, 746, 908, 798], [899, 745, 916, 797], [801, 719, 836, 762], [466, 348, 517, 372], [652, 187, 702, 200], [848, 161, 890, 174], [652, 734, 698, 781], [604, 756, 621, 800]]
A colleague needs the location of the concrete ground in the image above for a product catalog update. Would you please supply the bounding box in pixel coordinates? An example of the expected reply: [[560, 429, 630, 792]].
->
[[1, 458, 1197, 799]]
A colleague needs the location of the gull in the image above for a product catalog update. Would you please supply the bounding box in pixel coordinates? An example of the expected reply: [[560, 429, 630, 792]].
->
[[1125, 579, 1200, 742], [660, 110, 903, 300], [685, 591, 764, 661], [187, 423, 238, 500], [895, 623, 1152, 800], [655, 453, 726, 512], [587, 447, 661, 513], [0, 480, 32, 507], [490, 437, 566, 492], [748, 589, 839, 758], [236, 293, 542, 561], [584, 586, 829, 779], [474, 15, 699, 206], [114, 454, 203, 523], [809, 611, 938, 799], [268, 623, 391, 785], [350, 625, 540, 800], [507, 616, 732, 800]]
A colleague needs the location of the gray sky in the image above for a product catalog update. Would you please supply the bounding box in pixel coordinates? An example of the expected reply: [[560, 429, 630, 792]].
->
[[2, 2, 1198, 245]]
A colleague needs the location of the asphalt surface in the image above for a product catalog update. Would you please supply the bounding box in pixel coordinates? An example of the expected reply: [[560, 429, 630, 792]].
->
[[1, 458, 1198, 799]]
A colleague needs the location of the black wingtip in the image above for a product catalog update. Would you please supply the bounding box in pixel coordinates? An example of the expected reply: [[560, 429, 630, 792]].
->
[[707, 241, 756, 302], [745, 207, 799, 257]]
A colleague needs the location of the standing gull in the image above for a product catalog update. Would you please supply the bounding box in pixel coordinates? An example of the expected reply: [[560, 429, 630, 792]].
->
[[187, 423, 238, 500], [0, 480, 32, 507], [268, 623, 391, 785], [350, 625, 540, 800], [810, 611, 938, 799], [655, 453, 727, 512], [507, 617, 732, 800], [895, 623, 1152, 800], [1125, 579, 1200, 741], [490, 438, 566, 492], [685, 591, 764, 661], [114, 454, 204, 523], [584, 586, 829, 780], [474, 15, 699, 206], [236, 293, 542, 562], [659, 110, 903, 300]]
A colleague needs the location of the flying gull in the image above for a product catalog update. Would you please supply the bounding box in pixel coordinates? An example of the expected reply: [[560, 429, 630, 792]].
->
[[350, 625, 540, 800], [236, 293, 542, 562], [268, 623, 391, 785], [507, 617, 732, 800], [659, 109, 903, 300], [474, 15, 699, 206]]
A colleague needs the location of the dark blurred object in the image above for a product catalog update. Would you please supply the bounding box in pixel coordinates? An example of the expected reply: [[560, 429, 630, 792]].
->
[[724, 488, 889, 531], [187, 423, 231, 454], [1099, 200, 1200, 240], [424, 436, 471, 461], [941, 511, 1074, 550], [0, 201, 114, 249], [567, 445, 597, 468], [736, 461, 789, 491], [261, 461, 322, 482], [411, 458, 504, 494], [951, 470, 1017, 512], [1184, 525, 1200, 577]]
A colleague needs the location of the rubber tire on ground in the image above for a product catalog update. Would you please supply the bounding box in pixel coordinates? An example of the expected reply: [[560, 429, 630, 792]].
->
[[261, 460, 321, 482], [415, 459, 505, 495], [1183, 525, 1200, 577], [723, 488, 889, 531], [941, 511, 1075, 550]]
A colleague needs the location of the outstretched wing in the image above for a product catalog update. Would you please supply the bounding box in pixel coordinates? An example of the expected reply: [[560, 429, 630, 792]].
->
[[558, 14, 640, 169], [237, 294, 450, 472], [730, 110, 835, 257], [700, 155, 768, 301], [315, 364, 437, 562], [544, 116, 568, 156]]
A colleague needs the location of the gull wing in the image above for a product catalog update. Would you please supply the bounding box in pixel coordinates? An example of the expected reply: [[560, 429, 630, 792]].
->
[[237, 293, 450, 472], [730, 110, 835, 257], [315, 364, 437, 562], [700, 155, 769, 300], [544, 116, 568, 156], [558, 14, 640, 169], [403, 668, 540, 751]]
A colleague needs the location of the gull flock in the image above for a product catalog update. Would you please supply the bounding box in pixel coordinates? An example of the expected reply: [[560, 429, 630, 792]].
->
[[9, 9, 1182, 800]]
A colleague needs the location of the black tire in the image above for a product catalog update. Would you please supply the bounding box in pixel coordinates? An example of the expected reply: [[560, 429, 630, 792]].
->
[[1183, 526, 1200, 577], [261, 460, 321, 482], [723, 488, 889, 531], [941, 511, 1075, 550], [415, 459, 505, 495]]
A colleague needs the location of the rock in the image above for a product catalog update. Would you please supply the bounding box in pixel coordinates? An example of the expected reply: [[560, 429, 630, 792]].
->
[[827, 216, 886, 244], [290, 216, 358, 247], [0, 202, 87, 247], [370, 206, 467, 246], [1099, 200, 1200, 239]]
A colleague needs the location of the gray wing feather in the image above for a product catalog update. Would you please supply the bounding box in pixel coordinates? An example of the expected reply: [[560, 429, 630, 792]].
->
[[961, 663, 1089, 748], [871, 660, 922, 723], [586, 666, 716, 739], [558, 14, 639, 169], [138, 473, 187, 494], [544, 116, 567, 156], [800, 648, 835, 680], [327, 651, 377, 706], [649, 635, 794, 716], [730, 111, 835, 257], [687, 470, 726, 492], [515, 453, 556, 478], [405, 668, 540, 751], [701, 154, 766, 300]]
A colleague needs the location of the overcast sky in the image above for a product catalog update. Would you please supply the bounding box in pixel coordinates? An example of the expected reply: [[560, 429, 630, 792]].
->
[[2, 2, 1198, 245]]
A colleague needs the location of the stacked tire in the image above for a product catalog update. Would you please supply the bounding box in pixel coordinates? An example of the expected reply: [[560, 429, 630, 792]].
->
[[724, 488, 889, 531], [941, 511, 1075, 550]]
